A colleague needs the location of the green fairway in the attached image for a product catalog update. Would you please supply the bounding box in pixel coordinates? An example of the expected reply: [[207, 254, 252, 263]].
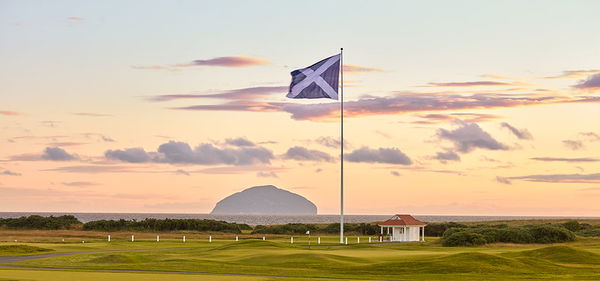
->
[[2, 235, 600, 281]]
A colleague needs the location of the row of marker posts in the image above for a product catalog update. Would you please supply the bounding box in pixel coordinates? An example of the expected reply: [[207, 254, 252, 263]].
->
[[106, 235, 379, 244]]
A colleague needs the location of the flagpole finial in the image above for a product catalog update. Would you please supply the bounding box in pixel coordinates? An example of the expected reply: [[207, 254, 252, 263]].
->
[[340, 47, 343, 51]]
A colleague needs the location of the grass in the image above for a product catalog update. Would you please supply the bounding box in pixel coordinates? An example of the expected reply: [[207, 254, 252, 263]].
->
[[2, 237, 600, 280], [0, 245, 53, 256], [2, 222, 600, 281]]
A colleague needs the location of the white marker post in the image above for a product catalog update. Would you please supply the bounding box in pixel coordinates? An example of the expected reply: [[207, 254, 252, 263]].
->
[[318, 237, 321, 244], [183, 236, 186, 243], [131, 235, 135, 242], [369, 237, 372, 243], [357, 237, 360, 244], [345, 237, 348, 245], [108, 235, 111, 242], [291, 237, 294, 244], [262, 236, 265, 241], [209, 236, 212, 243], [156, 235, 160, 242], [379, 236, 382, 242], [235, 236, 239, 241]]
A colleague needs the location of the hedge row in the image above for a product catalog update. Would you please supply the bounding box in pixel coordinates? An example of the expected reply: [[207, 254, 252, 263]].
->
[[82, 218, 251, 233], [441, 224, 576, 246], [0, 215, 80, 230]]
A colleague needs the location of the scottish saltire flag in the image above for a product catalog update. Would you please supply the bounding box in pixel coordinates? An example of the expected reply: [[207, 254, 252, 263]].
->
[[287, 54, 341, 100]]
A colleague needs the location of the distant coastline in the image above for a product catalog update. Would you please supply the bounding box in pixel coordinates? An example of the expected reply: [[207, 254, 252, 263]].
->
[[1, 212, 598, 225]]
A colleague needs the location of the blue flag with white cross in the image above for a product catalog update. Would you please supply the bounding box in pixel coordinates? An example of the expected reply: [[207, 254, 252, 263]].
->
[[287, 54, 341, 100]]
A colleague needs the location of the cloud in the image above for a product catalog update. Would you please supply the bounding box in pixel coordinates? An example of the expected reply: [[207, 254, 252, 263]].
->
[[434, 151, 461, 162], [46, 142, 88, 147], [500, 122, 533, 140], [414, 113, 501, 124], [82, 133, 116, 142], [1, 170, 21, 176], [509, 173, 600, 184], [225, 137, 255, 147], [315, 168, 323, 173], [390, 171, 400, 176], [174, 169, 190, 176], [176, 56, 269, 68], [170, 92, 600, 122], [105, 148, 152, 163], [530, 157, 600, 162], [438, 122, 508, 153], [62, 181, 97, 187], [424, 81, 516, 87], [106, 141, 274, 166], [581, 132, 600, 141], [148, 86, 288, 102], [283, 146, 334, 162], [42, 147, 77, 161], [72, 112, 112, 117], [257, 171, 278, 178], [343, 64, 382, 73], [574, 73, 600, 90], [67, 17, 84, 21], [345, 147, 412, 165], [0, 110, 20, 116], [315, 136, 348, 149], [544, 70, 600, 79], [43, 165, 153, 174], [496, 176, 512, 184], [131, 65, 179, 71], [563, 140, 584, 150]]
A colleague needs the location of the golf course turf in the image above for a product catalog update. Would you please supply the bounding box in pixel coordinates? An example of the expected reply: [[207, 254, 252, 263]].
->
[[1, 233, 600, 281]]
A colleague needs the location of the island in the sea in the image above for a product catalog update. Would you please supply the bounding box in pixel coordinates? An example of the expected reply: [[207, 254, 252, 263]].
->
[[210, 185, 317, 215]]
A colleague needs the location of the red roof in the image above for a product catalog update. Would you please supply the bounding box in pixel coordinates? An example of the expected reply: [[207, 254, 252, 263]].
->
[[378, 214, 426, 226]]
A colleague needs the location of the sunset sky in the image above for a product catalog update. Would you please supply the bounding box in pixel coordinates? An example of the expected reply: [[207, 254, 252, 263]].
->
[[2, 0, 600, 215]]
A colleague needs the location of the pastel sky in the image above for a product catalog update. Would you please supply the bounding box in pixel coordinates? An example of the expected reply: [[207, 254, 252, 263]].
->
[[2, 0, 600, 215]]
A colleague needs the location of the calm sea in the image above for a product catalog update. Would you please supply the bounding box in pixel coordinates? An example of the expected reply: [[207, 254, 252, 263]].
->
[[1, 212, 598, 225]]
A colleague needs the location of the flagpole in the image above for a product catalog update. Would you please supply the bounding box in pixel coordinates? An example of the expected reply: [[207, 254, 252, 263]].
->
[[340, 47, 344, 244]]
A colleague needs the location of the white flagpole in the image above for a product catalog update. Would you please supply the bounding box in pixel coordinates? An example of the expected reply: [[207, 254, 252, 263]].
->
[[340, 47, 344, 244]]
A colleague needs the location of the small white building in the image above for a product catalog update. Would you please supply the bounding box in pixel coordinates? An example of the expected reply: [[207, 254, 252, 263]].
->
[[378, 214, 426, 242]]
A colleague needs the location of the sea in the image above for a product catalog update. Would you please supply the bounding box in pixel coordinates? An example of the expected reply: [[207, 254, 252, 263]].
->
[[1, 212, 598, 225]]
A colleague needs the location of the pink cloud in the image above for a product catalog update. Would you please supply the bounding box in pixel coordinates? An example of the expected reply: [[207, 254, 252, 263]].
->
[[176, 56, 269, 68]]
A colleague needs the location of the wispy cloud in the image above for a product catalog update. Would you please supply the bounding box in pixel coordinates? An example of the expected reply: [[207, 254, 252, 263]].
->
[[544, 69, 600, 79], [169, 91, 600, 122], [1, 170, 21, 176], [134, 56, 269, 71], [563, 140, 584, 150], [257, 171, 278, 178], [343, 64, 382, 73], [72, 112, 112, 117], [530, 157, 600, 162], [224, 137, 256, 147], [62, 181, 97, 187], [148, 86, 287, 102], [67, 17, 84, 21], [0, 110, 20, 116], [508, 173, 600, 184], [414, 113, 502, 124], [176, 56, 269, 67], [423, 81, 520, 87], [501, 122, 533, 140]]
